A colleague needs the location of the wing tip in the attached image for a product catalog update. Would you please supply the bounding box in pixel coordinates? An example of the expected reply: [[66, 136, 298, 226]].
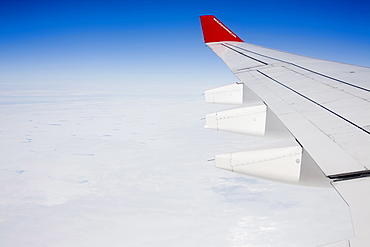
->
[[200, 15, 243, 43]]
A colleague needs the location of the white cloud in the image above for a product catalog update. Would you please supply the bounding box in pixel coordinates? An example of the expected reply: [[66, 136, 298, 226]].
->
[[0, 84, 352, 246]]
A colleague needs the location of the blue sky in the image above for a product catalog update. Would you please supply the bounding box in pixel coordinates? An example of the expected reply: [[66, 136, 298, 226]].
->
[[1, 0, 369, 87]]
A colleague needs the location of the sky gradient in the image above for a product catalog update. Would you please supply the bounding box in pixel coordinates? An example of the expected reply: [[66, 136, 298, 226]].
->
[[1, 0, 370, 87]]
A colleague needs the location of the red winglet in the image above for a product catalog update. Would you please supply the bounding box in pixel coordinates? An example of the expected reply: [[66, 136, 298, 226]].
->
[[200, 15, 243, 43]]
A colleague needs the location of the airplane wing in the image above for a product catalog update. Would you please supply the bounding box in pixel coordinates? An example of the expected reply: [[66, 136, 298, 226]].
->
[[200, 15, 370, 247]]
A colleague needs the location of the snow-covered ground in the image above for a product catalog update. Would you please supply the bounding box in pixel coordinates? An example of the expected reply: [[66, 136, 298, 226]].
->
[[0, 84, 352, 246]]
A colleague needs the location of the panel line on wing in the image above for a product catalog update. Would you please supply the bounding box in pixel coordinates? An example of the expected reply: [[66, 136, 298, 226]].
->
[[329, 170, 370, 182], [256, 70, 370, 135], [224, 43, 370, 93], [221, 44, 268, 65]]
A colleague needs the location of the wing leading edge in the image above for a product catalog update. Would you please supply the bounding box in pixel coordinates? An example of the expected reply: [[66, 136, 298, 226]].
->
[[200, 15, 370, 247]]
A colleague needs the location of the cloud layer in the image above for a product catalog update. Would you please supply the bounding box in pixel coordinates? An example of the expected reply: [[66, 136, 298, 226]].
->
[[0, 85, 352, 246]]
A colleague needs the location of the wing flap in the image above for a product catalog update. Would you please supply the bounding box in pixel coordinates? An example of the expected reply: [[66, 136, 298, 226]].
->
[[332, 177, 370, 247]]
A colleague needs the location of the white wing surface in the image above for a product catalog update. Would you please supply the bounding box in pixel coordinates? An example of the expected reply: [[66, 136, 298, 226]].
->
[[200, 15, 370, 247]]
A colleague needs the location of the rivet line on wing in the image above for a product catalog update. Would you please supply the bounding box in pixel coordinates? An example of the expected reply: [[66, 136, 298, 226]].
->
[[221, 44, 268, 65]]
